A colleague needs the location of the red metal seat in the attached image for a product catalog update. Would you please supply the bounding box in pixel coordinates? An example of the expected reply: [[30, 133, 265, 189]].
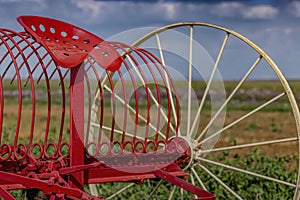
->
[[17, 16, 122, 71]]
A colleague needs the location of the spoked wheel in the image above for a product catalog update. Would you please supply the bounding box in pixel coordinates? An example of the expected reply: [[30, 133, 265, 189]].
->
[[89, 23, 300, 199]]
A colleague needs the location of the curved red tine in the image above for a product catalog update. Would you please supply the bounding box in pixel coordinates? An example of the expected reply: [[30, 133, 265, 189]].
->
[[0, 30, 23, 154], [17, 15, 122, 71], [111, 42, 180, 143], [87, 58, 105, 150], [0, 144, 12, 161], [84, 70, 92, 147], [138, 48, 181, 140], [117, 69, 128, 145], [140, 48, 181, 135], [106, 71, 116, 143], [0, 18, 202, 200], [0, 78, 3, 144]]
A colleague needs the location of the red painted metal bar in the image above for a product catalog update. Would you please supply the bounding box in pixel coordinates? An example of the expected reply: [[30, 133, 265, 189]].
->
[[88, 58, 105, 150], [2, 30, 55, 159], [59, 162, 104, 175], [138, 48, 177, 138], [113, 44, 151, 144], [0, 171, 102, 199], [154, 169, 215, 200], [0, 78, 3, 144], [112, 42, 179, 142], [3, 35, 32, 83], [86, 162, 187, 184], [70, 63, 85, 189], [54, 64, 67, 152], [0, 31, 23, 158], [117, 69, 128, 145], [140, 48, 181, 134], [3, 30, 39, 157], [84, 68, 92, 147], [0, 186, 15, 200], [117, 54, 139, 145], [129, 46, 163, 142], [125, 50, 151, 144], [106, 71, 116, 143]]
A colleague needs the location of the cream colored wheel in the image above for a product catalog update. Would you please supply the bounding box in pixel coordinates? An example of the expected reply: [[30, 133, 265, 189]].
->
[[89, 22, 300, 199]]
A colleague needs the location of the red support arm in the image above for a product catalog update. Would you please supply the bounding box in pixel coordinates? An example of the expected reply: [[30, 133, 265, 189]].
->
[[154, 169, 215, 200], [0, 171, 103, 199], [70, 63, 85, 189], [0, 186, 15, 200]]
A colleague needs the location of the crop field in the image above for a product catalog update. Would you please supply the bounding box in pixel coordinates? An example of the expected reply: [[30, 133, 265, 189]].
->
[[4, 80, 300, 199]]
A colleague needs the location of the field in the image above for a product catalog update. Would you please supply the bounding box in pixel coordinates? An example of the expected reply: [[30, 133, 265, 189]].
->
[[3, 80, 300, 199]]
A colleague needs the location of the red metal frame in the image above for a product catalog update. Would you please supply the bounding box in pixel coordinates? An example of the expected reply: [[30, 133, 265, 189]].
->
[[154, 170, 215, 200], [69, 63, 85, 189], [0, 16, 215, 200]]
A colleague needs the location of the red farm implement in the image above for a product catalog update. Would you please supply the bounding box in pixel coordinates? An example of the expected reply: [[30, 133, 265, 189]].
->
[[0, 16, 300, 199]]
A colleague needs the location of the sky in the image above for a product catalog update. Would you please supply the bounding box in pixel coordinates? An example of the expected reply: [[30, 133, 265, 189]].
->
[[0, 0, 300, 79]]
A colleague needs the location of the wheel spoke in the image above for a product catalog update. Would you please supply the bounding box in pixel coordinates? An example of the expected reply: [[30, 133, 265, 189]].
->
[[146, 179, 163, 200], [89, 89, 101, 143], [187, 25, 194, 138], [190, 32, 229, 137], [197, 163, 243, 200], [198, 92, 285, 145], [92, 123, 164, 147], [156, 33, 181, 136], [197, 157, 296, 188], [103, 84, 166, 139], [178, 187, 183, 200], [189, 173, 198, 199], [191, 166, 207, 190], [106, 183, 135, 200], [91, 123, 142, 141], [201, 137, 298, 153], [168, 185, 176, 200], [126, 55, 177, 134], [87, 22, 300, 200], [196, 55, 262, 142], [89, 184, 98, 196]]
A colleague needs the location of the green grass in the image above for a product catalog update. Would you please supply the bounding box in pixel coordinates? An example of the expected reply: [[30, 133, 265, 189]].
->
[[3, 79, 300, 199], [199, 149, 297, 200], [1, 79, 65, 91]]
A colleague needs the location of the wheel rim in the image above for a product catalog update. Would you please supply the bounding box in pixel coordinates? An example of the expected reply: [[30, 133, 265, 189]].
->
[[89, 22, 300, 199]]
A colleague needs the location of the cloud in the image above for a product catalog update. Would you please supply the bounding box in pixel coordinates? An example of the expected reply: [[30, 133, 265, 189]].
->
[[159, 2, 179, 19], [0, 0, 44, 3], [211, 2, 243, 17], [288, 1, 300, 18], [69, 0, 185, 26], [70, 0, 103, 18], [0, 0, 21, 2], [243, 5, 278, 19], [211, 2, 278, 19]]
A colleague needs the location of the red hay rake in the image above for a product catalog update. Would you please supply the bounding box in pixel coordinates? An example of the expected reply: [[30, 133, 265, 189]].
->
[[0, 16, 214, 199], [1, 16, 300, 200]]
